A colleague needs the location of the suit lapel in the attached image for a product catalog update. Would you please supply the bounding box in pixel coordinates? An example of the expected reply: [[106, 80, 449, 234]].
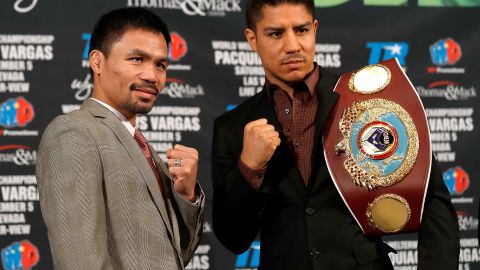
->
[[81, 99, 175, 239], [309, 68, 339, 191], [313, 67, 340, 145], [245, 86, 281, 130]]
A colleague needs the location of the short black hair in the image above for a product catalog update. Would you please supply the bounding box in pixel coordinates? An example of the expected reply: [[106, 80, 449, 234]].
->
[[245, 0, 315, 30], [89, 7, 171, 58]]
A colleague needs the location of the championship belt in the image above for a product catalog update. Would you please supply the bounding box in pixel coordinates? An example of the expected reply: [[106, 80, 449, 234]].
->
[[323, 58, 431, 236]]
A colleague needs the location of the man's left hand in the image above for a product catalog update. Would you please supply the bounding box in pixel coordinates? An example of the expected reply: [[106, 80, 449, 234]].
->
[[166, 144, 198, 202]]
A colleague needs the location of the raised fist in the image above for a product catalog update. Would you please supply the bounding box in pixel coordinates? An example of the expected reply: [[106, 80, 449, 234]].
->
[[240, 118, 281, 170]]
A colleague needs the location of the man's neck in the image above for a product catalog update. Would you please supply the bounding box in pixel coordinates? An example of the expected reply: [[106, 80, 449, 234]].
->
[[90, 97, 137, 127], [265, 65, 316, 98]]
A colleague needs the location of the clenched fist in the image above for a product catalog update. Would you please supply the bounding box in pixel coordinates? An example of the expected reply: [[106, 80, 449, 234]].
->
[[240, 118, 281, 170], [166, 144, 198, 202]]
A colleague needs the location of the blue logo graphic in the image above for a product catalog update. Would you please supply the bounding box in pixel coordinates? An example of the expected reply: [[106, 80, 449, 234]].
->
[[429, 38, 462, 66], [1, 240, 40, 270], [350, 112, 407, 176], [82, 33, 91, 60], [235, 241, 260, 268], [366, 42, 409, 66], [226, 104, 237, 111], [0, 97, 35, 128], [443, 166, 469, 195]]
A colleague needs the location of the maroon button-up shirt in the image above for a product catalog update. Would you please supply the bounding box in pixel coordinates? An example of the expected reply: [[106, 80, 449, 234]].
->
[[239, 65, 320, 188]]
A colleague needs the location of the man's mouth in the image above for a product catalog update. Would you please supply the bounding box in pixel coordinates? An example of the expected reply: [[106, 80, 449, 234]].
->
[[134, 87, 157, 96], [283, 59, 305, 68], [132, 87, 159, 100], [131, 83, 159, 98]]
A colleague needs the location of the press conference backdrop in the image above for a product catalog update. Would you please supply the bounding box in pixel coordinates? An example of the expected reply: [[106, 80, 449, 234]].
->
[[0, 0, 479, 269]]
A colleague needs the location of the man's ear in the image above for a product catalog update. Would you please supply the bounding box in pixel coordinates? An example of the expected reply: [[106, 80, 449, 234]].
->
[[89, 50, 104, 75], [245, 28, 257, 52]]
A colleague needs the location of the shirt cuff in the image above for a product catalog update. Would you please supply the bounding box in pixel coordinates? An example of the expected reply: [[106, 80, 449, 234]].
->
[[190, 184, 202, 206], [238, 159, 267, 189], [193, 195, 200, 206]]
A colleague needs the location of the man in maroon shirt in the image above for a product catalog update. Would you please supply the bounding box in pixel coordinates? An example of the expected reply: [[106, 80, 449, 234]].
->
[[211, 0, 459, 269]]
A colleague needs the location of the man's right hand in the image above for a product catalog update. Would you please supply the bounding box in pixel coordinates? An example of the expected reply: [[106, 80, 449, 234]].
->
[[240, 118, 281, 170]]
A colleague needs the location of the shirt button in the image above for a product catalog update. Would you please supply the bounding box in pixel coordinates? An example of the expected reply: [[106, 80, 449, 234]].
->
[[284, 127, 290, 132], [309, 249, 320, 258], [294, 141, 301, 147], [284, 108, 290, 114], [257, 207, 264, 218], [305, 207, 316, 216]]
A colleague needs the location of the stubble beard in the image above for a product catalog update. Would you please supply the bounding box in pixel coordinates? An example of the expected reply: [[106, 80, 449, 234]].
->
[[124, 93, 156, 115]]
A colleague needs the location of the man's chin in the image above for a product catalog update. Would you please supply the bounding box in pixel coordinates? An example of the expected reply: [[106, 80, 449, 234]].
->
[[126, 100, 155, 115], [283, 71, 309, 83], [135, 103, 155, 114], [135, 107, 153, 115]]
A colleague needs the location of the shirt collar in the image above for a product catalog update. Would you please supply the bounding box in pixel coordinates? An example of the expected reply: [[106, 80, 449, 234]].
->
[[90, 98, 136, 137], [265, 62, 320, 96]]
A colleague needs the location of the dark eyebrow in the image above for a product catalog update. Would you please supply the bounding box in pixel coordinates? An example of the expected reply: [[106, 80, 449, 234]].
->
[[293, 22, 313, 30], [128, 49, 169, 64], [128, 49, 150, 58], [263, 21, 313, 33], [263, 27, 285, 33]]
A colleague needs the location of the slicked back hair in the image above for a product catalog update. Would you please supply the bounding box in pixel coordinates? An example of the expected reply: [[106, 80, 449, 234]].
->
[[245, 0, 315, 31]]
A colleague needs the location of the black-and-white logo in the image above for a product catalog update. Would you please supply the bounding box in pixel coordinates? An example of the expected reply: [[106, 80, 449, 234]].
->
[[161, 79, 205, 99], [70, 73, 93, 101], [13, 0, 38, 13], [127, 0, 241, 17], [0, 145, 36, 166]]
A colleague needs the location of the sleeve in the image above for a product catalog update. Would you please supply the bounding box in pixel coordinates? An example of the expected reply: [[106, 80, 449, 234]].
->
[[171, 182, 205, 265], [36, 116, 114, 270], [238, 158, 267, 189], [417, 157, 460, 269], [211, 117, 265, 254]]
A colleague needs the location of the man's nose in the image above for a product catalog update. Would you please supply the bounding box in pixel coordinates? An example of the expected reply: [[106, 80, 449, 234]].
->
[[139, 64, 158, 83], [284, 31, 301, 54]]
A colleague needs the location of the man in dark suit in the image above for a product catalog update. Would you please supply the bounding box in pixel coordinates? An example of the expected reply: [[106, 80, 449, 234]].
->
[[211, 0, 459, 269], [36, 8, 204, 269]]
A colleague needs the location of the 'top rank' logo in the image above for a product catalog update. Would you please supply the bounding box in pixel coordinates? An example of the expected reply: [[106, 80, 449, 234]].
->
[[443, 166, 469, 195], [1, 240, 40, 270], [0, 97, 34, 128], [366, 42, 409, 66]]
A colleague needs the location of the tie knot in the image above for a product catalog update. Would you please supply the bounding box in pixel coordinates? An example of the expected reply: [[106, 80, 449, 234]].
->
[[134, 129, 147, 144]]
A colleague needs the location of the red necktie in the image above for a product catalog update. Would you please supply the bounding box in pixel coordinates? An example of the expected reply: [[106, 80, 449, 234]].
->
[[134, 129, 164, 193]]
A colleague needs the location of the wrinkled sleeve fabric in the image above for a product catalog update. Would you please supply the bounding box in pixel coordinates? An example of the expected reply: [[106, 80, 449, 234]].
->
[[172, 182, 205, 265], [36, 115, 113, 270]]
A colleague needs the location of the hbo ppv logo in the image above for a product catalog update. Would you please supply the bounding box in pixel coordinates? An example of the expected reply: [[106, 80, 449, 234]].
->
[[235, 241, 260, 269]]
